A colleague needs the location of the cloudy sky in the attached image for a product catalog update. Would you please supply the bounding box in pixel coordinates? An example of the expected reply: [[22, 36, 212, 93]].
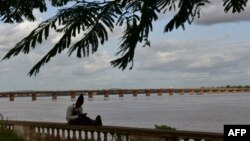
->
[[0, 1, 250, 91]]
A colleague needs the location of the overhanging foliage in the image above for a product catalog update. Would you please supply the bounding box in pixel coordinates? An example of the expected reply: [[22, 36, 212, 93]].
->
[[1, 0, 248, 76]]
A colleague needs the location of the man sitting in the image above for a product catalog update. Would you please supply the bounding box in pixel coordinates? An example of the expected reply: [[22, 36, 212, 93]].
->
[[66, 94, 102, 126]]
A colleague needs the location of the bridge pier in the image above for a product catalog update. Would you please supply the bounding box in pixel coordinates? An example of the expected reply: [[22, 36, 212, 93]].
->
[[216, 89, 221, 94], [168, 89, 173, 96], [88, 91, 93, 98], [179, 90, 184, 95], [199, 89, 204, 94], [157, 89, 163, 96], [70, 92, 76, 100], [145, 90, 150, 96], [133, 90, 138, 97], [52, 93, 57, 101], [233, 88, 237, 93], [9, 94, 15, 101], [31, 93, 37, 101], [118, 90, 124, 97], [224, 89, 228, 94], [190, 90, 194, 95], [104, 90, 109, 98], [241, 89, 245, 93]]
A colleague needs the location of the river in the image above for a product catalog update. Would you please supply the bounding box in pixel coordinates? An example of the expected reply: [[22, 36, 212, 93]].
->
[[1, 93, 250, 133]]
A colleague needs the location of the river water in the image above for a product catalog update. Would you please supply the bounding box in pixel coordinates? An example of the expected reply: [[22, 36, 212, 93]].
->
[[0, 93, 250, 133]]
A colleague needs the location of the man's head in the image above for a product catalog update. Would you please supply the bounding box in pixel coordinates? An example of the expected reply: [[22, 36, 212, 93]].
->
[[75, 94, 84, 108]]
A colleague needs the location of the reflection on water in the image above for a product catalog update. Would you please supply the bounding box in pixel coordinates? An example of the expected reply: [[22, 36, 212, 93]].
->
[[1, 93, 250, 133]]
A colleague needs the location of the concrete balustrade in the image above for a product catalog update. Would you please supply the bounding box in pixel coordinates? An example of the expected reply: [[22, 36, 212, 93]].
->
[[0, 120, 223, 141]]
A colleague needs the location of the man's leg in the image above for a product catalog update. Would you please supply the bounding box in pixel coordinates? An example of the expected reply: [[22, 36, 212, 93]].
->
[[95, 115, 102, 126], [79, 116, 96, 125]]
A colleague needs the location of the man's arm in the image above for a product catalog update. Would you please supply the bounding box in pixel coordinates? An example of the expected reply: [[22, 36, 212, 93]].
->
[[66, 105, 78, 121]]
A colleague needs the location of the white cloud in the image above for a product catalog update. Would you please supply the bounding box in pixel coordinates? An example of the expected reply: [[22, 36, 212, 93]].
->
[[196, 1, 250, 25], [72, 50, 111, 75], [1, 3, 250, 91], [0, 20, 40, 53], [135, 36, 250, 86]]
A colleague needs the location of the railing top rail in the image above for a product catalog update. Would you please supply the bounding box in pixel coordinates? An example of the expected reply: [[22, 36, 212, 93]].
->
[[1, 120, 223, 139]]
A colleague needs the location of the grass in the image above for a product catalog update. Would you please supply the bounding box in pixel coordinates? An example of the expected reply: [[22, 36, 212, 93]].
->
[[0, 129, 23, 141], [154, 124, 176, 131], [0, 120, 23, 141]]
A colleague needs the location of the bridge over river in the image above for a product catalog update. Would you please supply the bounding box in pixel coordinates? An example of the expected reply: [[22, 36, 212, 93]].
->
[[0, 87, 249, 101]]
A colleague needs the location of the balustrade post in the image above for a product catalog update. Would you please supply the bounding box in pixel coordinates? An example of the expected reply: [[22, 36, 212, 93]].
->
[[32, 93, 37, 101], [61, 129, 66, 141], [41, 127, 46, 141], [67, 129, 71, 141], [91, 131, 95, 141], [84, 131, 89, 140], [46, 128, 51, 141], [36, 127, 41, 141], [55, 128, 60, 141], [51, 128, 56, 140], [97, 131, 101, 141], [72, 130, 77, 141], [9, 94, 15, 101], [78, 130, 83, 141], [125, 134, 129, 141], [103, 132, 108, 141]]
